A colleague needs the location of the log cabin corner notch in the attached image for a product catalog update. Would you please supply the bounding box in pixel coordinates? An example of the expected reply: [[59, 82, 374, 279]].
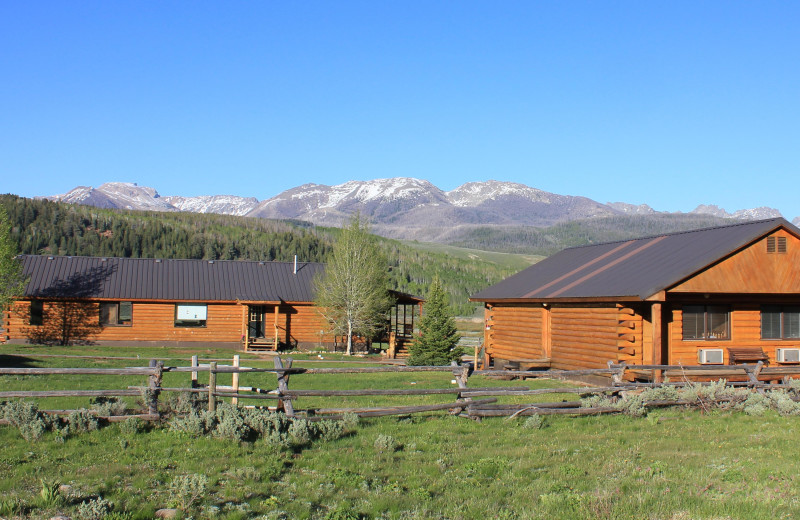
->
[[471, 218, 800, 373], [4, 255, 422, 351]]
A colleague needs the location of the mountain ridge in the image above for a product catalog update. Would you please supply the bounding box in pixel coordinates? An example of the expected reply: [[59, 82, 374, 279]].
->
[[45, 179, 792, 241]]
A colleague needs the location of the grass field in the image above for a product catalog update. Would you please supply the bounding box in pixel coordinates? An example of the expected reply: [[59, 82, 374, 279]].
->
[[1, 345, 799, 519]]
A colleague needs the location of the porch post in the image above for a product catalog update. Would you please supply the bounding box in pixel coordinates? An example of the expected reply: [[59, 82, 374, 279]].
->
[[652, 302, 663, 382], [274, 304, 280, 348]]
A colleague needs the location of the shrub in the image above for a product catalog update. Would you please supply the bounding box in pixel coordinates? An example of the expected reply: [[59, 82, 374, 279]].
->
[[90, 396, 127, 417], [67, 409, 99, 433], [119, 416, 146, 435], [340, 412, 360, 431], [316, 419, 346, 442], [288, 418, 314, 446], [169, 410, 207, 437], [77, 496, 112, 520], [374, 434, 401, 453], [167, 473, 209, 511], [2, 400, 52, 441], [213, 403, 251, 441], [522, 414, 544, 430]]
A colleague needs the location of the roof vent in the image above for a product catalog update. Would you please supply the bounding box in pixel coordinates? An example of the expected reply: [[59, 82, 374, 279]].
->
[[47, 256, 54, 260], [155, 259, 162, 263], [208, 260, 215, 264]]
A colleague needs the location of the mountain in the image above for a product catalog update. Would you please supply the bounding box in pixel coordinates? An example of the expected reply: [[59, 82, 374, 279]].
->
[[691, 204, 783, 220], [47, 182, 176, 212], [162, 195, 259, 216], [45, 179, 790, 243]]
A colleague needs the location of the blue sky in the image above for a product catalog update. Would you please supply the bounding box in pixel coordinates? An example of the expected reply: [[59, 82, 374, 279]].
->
[[2, 2, 798, 218]]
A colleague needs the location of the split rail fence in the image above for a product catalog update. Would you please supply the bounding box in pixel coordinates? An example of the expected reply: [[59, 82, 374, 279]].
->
[[2, 357, 799, 424]]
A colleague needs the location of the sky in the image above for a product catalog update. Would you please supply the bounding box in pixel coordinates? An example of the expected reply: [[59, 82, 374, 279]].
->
[[2, 2, 798, 218]]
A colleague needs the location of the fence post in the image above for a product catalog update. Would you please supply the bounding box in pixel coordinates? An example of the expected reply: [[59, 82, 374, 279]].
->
[[451, 361, 472, 417], [148, 359, 163, 418], [274, 356, 295, 418], [208, 362, 217, 413], [232, 354, 240, 406], [191, 355, 199, 389]]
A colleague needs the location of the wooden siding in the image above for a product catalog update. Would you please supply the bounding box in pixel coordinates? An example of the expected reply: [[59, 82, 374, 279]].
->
[[672, 230, 800, 294], [550, 305, 638, 370], [5, 300, 336, 347], [485, 304, 545, 361], [669, 303, 800, 365]]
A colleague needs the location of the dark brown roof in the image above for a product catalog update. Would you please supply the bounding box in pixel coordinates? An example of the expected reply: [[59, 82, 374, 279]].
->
[[472, 218, 799, 302], [20, 255, 324, 302]]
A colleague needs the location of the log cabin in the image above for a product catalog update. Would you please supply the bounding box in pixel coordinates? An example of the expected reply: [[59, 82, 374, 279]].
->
[[471, 218, 800, 373], [4, 255, 422, 351]]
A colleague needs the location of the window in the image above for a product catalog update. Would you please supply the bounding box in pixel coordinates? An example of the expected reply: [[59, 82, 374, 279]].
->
[[29, 300, 43, 326], [175, 303, 207, 327], [100, 302, 133, 326], [761, 306, 800, 339], [683, 305, 730, 340]]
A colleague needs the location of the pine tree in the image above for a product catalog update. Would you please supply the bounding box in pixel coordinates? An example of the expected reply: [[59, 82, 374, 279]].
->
[[407, 277, 462, 366], [0, 206, 27, 314]]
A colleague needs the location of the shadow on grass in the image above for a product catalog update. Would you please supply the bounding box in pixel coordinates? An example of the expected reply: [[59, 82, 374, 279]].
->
[[0, 354, 37, 368]]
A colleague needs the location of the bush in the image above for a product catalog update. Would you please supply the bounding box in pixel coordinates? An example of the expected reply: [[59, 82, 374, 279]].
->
[[522, 414, 544, 430], [119, 416, 146, 435], [374, 434, 401, 453], [67, 409, 99, 433], [167, 473, 209, 511], [77, 496, 112, 520], [90, 396, 127, 417], [1, 400, 53, 441]]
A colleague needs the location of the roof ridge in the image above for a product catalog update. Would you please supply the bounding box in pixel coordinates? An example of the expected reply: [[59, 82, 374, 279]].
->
[[561, 217, 788, 251], [18, 254, 324, 266]]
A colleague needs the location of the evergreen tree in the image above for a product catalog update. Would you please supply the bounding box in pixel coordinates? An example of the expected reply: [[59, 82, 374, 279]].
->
[[314, 213, 392, 355], [0, 206, 27, 315], [407, 277, 462, 366]]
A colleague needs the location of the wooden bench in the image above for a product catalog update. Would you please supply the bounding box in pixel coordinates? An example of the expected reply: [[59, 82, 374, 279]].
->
[[727, 347, 769, 365]]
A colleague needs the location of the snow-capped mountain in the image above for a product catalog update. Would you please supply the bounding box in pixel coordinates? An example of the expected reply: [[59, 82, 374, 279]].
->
[[163, 195, 259, 216], [44, 178, 791, 242], [248, 178, 450, 226], [691, 204, 783, 220], [48, 182, 176, 212]]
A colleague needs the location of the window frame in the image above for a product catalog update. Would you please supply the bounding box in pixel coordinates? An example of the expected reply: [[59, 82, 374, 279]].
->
[[761, 305, 800, 340], [682, 305, 731, 341], [29, 300, 43, 326], [174, 303, 208, 328], [99, 301, 133, 327]]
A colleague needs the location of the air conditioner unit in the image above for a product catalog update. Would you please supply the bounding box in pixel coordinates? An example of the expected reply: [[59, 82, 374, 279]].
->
[[777, 348, 800, 363], [698, 348, 724, 365]]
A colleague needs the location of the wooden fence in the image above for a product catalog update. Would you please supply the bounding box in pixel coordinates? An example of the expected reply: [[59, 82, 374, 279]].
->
[[1, 357, 798, 424]]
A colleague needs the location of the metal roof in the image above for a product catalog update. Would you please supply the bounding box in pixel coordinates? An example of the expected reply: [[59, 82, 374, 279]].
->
[[471, 218, 800, 302], [19, 255, 325, 302]]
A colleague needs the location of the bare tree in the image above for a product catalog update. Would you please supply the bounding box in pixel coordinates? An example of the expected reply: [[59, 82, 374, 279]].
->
[[314, 213, 392, 355]]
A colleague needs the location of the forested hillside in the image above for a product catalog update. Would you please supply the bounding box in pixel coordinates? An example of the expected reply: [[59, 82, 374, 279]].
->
[[450, 214, 733, 255], [1, 195, 524, 315]]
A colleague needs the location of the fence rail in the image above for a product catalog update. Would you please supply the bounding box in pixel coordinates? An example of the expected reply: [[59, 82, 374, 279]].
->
[[2, 357, 800, 424]]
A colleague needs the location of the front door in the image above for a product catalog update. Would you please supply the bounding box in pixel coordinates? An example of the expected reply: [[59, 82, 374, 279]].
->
[[248, 306, 266, 339]]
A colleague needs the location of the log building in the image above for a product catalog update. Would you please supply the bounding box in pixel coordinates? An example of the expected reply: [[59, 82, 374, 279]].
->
[[471, 218, 800, 372], [4, 255, 421, 351]]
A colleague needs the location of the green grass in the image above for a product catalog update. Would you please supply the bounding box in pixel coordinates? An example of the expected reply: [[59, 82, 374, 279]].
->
[[2, 346, 800, 519]]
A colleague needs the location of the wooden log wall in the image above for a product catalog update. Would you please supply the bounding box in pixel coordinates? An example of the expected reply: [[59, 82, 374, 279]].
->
[[485, 303, 545, 361], [669, 303, 800, 366], [5, 300, 335, 347], [550, 304, 644, 370]]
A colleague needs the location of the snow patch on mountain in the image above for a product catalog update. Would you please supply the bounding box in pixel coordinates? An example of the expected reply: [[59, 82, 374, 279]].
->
[[164, 195, 259, 216]]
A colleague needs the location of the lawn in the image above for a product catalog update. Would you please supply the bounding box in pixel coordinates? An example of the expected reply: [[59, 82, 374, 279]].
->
[[1, 345, 799, 519]]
